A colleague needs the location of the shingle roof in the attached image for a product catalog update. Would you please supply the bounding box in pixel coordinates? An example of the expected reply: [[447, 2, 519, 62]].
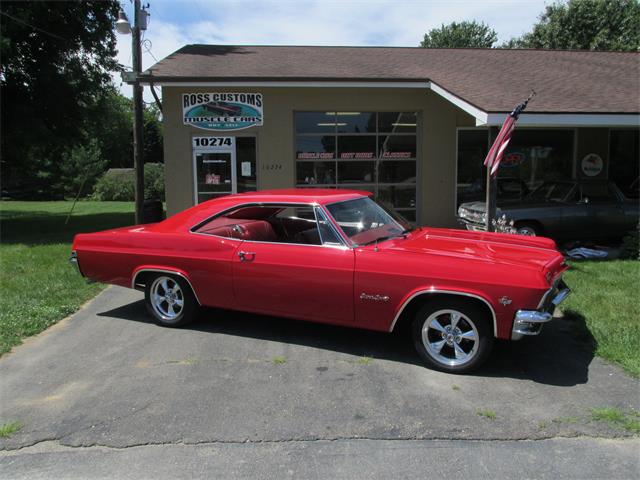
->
[[144, 45, 640, 114]]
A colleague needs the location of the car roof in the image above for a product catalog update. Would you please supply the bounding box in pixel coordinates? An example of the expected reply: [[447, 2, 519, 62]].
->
[[233, 188, 371, 205], [153, 189, 372, 232]]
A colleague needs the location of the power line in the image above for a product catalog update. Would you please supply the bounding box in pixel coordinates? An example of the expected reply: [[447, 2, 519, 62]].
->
[[0, 11, 69, 42]]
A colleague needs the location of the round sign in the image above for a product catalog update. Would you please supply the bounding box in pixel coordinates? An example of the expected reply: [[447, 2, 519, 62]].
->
[[581, 153, 604, 177], [502, 152, 525, 167]]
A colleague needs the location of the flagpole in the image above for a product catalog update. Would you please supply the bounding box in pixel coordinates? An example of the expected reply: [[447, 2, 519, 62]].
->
[[485, 157, 497, 232], [483, 90, 536, 233]]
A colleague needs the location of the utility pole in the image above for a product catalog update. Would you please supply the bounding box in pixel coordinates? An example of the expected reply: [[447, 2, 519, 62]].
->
[[117, 1, 147, 223], [131, 0, 145, 224]]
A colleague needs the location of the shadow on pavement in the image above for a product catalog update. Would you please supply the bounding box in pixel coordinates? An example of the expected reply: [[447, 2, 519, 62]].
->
[[98, 299, 595, 387]]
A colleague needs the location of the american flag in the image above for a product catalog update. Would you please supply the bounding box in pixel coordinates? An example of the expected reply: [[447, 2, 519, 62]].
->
[[484, 92, 535, 177]]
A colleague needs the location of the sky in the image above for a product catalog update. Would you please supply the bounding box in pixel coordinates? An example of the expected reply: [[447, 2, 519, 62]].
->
[[114, 0, 550, 99]]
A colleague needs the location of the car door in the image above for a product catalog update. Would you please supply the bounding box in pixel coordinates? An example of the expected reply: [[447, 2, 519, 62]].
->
[[580, 182, 627, 238], [232, 205, 355, 325]]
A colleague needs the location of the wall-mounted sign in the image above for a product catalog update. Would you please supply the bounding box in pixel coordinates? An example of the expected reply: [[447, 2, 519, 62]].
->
[[192, 136, 235, 150], [581, 153, 604, 177], [183, 93, 263, 131]]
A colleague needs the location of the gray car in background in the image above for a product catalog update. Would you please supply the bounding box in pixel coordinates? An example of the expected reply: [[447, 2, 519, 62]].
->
[[458, 180, 639, 241]]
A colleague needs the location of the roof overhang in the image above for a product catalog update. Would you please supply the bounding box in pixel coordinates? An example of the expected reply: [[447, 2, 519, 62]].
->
[[137, 76, 640, 128]]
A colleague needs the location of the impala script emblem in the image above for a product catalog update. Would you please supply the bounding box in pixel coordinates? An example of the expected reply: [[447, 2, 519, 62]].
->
[[360, 293, 390, 302]]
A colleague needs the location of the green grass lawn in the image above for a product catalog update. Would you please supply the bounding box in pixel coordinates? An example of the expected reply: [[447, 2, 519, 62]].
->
[[563, 260, 640, 377], [0, 201, 638, 377], [0, 201, 134, 355]]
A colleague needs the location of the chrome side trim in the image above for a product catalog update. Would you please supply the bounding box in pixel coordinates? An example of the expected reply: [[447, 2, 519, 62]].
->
[[131, 268, 201, 305], [389, 289, 497, 337]]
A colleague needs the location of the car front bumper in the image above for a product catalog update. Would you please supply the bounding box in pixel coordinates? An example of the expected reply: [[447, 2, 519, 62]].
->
[[457, 218, 487, 232], [511, 280, 571, 340]]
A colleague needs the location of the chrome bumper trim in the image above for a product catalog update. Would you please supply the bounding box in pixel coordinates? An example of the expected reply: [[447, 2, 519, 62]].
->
[[512, 284, 570, 340], [69, 251, 94, 283], [69, 251, 80, 274]]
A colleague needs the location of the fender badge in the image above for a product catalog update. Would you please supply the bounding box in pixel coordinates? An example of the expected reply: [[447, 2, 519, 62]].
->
[[360, 293, 390, 302], [499, 296, 512, 306]]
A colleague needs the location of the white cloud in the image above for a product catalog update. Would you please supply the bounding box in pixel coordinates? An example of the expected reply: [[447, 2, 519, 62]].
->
[[114, 0, 547, 100]]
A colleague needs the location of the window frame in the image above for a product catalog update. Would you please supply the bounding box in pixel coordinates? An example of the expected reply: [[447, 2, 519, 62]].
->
[[294, 110, 419, 222], [189, 202, 350, 249]]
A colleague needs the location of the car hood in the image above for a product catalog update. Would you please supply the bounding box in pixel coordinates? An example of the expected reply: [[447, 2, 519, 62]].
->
[[385, 227, 565, 274]]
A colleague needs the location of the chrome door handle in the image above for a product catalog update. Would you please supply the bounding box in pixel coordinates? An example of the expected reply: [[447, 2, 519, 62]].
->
[[238, 251, 256, 262]]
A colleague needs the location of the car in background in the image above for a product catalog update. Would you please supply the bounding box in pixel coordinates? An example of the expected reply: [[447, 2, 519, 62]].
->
[[457, 177, 530, 207], [71, 189, 570, 374], [458, 180, 639, 240]]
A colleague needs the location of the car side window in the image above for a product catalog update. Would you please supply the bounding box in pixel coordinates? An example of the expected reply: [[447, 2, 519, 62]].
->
[[269, 206, 320, 245], [580, 183, 616, 204], [193, 204, 341, 246], [315, 207, 344, 246]]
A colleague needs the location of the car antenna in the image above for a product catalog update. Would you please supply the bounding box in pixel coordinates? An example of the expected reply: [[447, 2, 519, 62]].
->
[[374, 238, 379, 252]]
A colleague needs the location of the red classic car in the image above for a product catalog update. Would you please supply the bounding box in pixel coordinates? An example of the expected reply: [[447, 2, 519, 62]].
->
[[71, 189, 570, 373]]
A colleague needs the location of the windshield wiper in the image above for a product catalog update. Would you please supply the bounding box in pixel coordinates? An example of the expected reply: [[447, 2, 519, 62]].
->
[[361, 229, 412, 246]]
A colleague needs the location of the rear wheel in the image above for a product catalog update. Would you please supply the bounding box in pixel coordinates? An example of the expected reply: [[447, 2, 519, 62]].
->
[[145, 274, 198, 327], [411, 298, 494, 373]]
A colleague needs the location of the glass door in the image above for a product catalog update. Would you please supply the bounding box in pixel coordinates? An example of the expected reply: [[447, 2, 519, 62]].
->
[[193, 137, 236, 204]]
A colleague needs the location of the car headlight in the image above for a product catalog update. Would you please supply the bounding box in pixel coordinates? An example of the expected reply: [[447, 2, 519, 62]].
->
[[458, 207, 486, 224]]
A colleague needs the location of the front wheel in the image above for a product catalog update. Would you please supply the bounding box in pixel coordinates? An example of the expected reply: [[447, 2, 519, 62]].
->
[[515, 222, 540, 236], [411, 298, 494, 373], [145, 274, 198, 327]]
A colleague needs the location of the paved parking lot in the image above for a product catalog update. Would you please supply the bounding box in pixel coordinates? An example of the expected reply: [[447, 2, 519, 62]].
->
[[1, 286, 639, 478]]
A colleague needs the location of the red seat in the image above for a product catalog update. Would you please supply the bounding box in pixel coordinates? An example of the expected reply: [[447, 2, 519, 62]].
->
[[240, 220, 277, 241], [198, 219, 277, 242]]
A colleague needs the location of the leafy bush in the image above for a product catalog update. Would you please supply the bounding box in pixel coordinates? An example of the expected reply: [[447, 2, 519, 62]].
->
[[620, 223, 640, 260], [144, 163, 165, 201], [92, 163, 164, 201]]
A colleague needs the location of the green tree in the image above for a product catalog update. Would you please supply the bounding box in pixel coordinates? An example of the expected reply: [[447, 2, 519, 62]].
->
[[0, 0, 120, 197], [59, 139, 108, 198], [143, 103, 164, 165], [420, 21, 498, 48], [504, 0, 640, 51]]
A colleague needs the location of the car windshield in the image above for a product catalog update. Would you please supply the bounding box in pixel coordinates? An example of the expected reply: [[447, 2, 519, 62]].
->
[[325, 197, 412, 246], [526, 182, 575, 202]]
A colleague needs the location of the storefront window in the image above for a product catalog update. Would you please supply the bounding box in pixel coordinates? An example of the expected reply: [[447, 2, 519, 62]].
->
[[236, 137, 257, 192], [456, 129, 574, 207], [609, 129, 639, 198], [295, 111, 418, 221], [335, 111, 376, 133]]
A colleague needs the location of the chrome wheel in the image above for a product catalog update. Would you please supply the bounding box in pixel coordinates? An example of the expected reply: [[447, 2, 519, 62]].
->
[[421, 309, 479, 367], [150, 276, 184, 322]]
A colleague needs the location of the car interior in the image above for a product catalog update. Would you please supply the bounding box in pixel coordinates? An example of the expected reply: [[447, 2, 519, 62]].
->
[[193, 205, 342, 246]]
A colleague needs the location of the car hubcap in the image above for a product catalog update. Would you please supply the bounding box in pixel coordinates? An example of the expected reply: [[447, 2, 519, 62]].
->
[[150, 276, 184, 321], [421, 309, 479, 367], [518, 227, 536, 236]]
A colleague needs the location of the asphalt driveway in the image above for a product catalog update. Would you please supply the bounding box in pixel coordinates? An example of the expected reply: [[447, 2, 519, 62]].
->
[[1, 286, 639, 479]]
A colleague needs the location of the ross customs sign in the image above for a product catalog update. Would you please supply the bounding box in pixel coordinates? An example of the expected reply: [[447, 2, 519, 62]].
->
[[183, 92, 263, 131]]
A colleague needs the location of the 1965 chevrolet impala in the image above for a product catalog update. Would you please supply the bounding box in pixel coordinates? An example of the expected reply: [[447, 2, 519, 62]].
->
[[71, 189, 570, 373]]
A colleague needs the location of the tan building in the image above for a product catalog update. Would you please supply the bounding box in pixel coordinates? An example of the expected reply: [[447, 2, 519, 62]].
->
[[139, 46, 639, 224]]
